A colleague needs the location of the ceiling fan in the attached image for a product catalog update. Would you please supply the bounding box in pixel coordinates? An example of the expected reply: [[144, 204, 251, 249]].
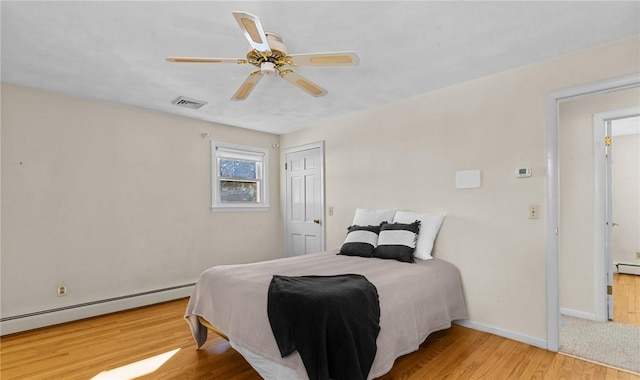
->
[[167, 11, 359, 101]]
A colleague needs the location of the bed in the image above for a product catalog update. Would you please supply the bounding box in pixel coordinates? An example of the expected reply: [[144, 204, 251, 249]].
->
[[184, 248, 468, 379]]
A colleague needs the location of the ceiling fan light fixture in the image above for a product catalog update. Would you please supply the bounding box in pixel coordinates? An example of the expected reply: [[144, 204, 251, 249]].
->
[[169, 11, 359, 101], [260, 62, 276, 76]]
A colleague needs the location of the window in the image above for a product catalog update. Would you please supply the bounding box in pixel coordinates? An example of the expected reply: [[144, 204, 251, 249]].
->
[[212, 141, 269, 211]]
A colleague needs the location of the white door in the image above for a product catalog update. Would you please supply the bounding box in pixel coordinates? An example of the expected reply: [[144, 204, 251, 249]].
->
[[593, 108, 640, 322], [285, 143, 325, 256], [605, 115, 640, 321], [605, 120, 614, 320]]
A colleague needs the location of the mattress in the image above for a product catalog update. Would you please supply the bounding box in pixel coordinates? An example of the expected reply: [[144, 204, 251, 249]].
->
[[185, 249, 468, 379]]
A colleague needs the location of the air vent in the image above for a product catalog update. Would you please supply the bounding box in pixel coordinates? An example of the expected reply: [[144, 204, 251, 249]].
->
[[171, 96, 207, 110]]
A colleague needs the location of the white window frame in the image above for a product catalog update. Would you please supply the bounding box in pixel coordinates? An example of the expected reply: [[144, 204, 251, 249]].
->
[[211, 141, 269, 212]]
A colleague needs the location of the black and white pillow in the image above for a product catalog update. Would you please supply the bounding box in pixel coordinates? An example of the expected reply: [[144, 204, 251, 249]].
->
[[373, 221, 421, 263], [339, 224, 382, 258]]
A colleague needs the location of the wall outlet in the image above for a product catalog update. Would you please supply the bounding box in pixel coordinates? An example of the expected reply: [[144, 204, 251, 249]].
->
[[636, 251, 640, 260], [57, 285, 67, 297], [529, 205, 539, 219]]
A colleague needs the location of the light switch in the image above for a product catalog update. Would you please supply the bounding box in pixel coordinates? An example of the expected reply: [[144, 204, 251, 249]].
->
[[328, 206, 334, 216], [529, 205, 539, 219]]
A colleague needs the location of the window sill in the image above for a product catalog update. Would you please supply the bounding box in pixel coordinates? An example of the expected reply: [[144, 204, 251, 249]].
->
[[211, 205, 270, 213]]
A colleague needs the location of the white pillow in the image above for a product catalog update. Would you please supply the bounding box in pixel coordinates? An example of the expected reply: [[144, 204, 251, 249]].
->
[[393, 211, 445, 260], [352, 208, 396, 226]]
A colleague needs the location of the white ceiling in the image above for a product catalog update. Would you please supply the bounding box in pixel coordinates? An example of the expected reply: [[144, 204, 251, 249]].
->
[[2, 1, 639, 135]]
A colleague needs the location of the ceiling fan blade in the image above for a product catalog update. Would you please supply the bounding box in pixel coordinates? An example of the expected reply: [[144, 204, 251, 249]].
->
[[231, 71, 264, 101], [232, 11, 271, 53], [279, 69, 327, 97], [166, 57, 246, 64], [288, 51, 360, 67]]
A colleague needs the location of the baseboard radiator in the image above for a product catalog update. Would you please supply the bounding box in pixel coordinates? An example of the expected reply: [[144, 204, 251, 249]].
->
[[0, 283, 195, 336], [616, 262, 640, 275]]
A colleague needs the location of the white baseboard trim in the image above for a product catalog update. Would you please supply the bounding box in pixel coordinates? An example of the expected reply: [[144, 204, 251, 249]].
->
[[454, 319, 547, 350], [560, 307, 599, 321], [0, 284, 194, 336]]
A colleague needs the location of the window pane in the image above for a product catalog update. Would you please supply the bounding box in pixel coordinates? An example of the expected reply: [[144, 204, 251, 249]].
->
[[220, 180, 258, 203], [219, 159, 257, 179], [212, 141, 269, 209]]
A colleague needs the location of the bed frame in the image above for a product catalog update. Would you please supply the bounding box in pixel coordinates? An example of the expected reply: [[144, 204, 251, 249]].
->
[[198, 316, 229, 341]]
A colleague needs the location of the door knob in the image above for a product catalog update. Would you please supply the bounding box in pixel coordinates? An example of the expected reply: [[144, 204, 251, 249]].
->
[[313, 219, 321, 224]]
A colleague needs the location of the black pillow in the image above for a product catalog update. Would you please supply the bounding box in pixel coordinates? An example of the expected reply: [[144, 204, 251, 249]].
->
[[339, 224, 382, 257], [373, 221, 421, 263]]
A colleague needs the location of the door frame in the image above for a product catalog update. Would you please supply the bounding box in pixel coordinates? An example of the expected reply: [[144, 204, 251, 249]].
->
[[283, 141, 326, 257], [593, 108, 640, 322], [545, 73, 640, 351]]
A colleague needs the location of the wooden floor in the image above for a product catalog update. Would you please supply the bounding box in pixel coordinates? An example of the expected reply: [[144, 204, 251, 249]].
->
[[613, 273, 640, 327], [2, 298, 639, 380]]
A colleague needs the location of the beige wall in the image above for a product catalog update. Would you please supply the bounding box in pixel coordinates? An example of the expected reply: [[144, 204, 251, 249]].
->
[[1, 84, 282, 320], [612, 132, 640, 266], [2, 36, 638, 342], [558, 88, 640, 316], [281, 36, 639, 344]]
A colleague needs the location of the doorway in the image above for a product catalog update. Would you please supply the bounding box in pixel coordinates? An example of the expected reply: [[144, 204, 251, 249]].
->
[[284, 142, 325, 257], [545, 74, 640, 352], [557, 92, 639, 324], [553, 85, 640, 372]]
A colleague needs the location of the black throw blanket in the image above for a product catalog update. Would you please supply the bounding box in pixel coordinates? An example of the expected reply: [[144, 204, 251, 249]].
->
[[267, 274, 381, 380]]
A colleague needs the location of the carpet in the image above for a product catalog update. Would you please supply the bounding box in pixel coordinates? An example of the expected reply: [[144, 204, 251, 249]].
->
[[560, 315, 640, 374]]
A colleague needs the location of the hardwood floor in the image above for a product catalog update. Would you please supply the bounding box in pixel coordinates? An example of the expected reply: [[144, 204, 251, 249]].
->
[[2, 298, 639, 379], [614, 273, 640, 327]]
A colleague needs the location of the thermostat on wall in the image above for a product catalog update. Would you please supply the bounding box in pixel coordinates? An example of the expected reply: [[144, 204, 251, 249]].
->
[[517, 168, 532, 178]]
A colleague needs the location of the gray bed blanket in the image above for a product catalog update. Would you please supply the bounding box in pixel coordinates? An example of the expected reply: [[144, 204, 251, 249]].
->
[[185, 250, 468, 379]]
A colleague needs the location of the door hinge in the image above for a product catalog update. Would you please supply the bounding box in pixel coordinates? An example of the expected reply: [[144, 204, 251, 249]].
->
[[605, 136, 611, 147], [285, 162, 287, 170], [554, 227, 558, 236], [607, 285, 612, 295]]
